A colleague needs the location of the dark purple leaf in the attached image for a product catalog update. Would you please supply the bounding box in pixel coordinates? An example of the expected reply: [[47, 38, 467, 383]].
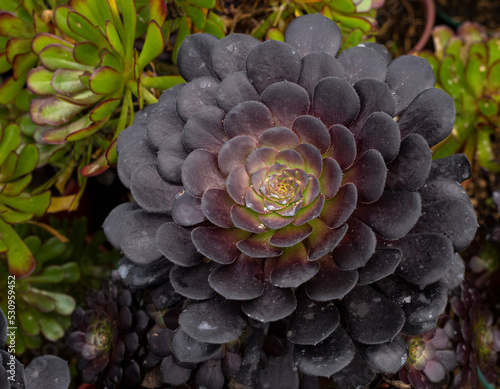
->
[[117, 257, 172, 289], [215, 71, 259, 112], [330, 351, 377, 389], [195, 360, 225, 389], [418, 178, 470, 204], [226, 165, 251, 205], [171, 190, 206, 226], [237, 231, 283, 258], [298, 52, 344, 99], [179, 297, 246, 344], [177, 33, 219, 81], [440, 253, 465, 291], [269, 223, 313, 248], [183, 106, 227, 153], [291, 115, 330, 153], [295, 143, 323, 178], [270, 243, 318, 287], [210, 33, 259, 80], [320, 183, 357, 229], [364, 42, 391, 63], [356, 112, 400, 162], [103, 202, 140, 249], [261, 81, 310, 128], [201, 189, 235, 228], [117, 139, 156, 188], [323, 124, 356, 170], [428, 154, 471, 183], [306, 219, 348, 261], [191, 227, 251, 264], [342, 285, 405, 345], [218, 135, 258, 175], [259, 213, 294, 229], [157, 222, 203, 267], [148, 328, 173, 357], [208, 254, 265, 300], [246, 147, 278, 174], [386, 55, 435, 114], [284, 13, 342, 57], [170, 262, 216, 299], [274, 149, 305, 169], [259, 343, 300, 389], [116, 124, 147, 156], [318, 157, 342, 199], [293, 194, 324, 225], [225, 101, 274, 139], [357, 249, 402, 285], [258, 127, 300, 150], [246, 40, 302, 93], [176, 77, 219, 121], [157, 132, 189, 184], [338, 46, 387, 84], [171, 329, 222, 363], [182, 149, 226, 197], [356, 335, 408, 373], [231, 204, 269, 233], [241, 281, 296, 322], [160, 354, 191, 386], [24, 355, 71, 389]]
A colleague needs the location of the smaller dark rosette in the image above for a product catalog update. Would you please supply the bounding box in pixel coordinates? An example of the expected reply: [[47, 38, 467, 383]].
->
[[1, 308, 71, 389], [105, 13, 478, 387], [69, 281, 153, 388], [398, 328, 457, 388]]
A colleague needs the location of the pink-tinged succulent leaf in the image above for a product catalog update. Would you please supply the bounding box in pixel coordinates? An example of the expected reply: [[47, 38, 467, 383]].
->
[[0, 12, 30, 39], [386, 55, 435, 115], [170, 329, 222, 364], [210, 34, 259, 80], [201, 188, 235, 228], [67, 11, 108, 49], [42, 115, 99, 144], [324, 125, 356, 170], [6, 38, 32, 63], [319, 183, 357, 229], [32, 33, 73, 55], [0, 73, 27, 105], [149, 0, 167, 26], [157, 222, 203, 267], [215, 71, 259, 112], [287, 287, 340, 345], [80, 153, 110, 177], [294, 326, 356, 377], [246, 148, 277, 174], [177, 33, 219, 82], [357, 249, 402, 285], [284, 13, 341, 58], [179, 297, 246, 344], [338, 46, 387, 85], [73, 41, 100, 67], [176, 76, 219, 121], [218, 136, 257, 176], [230, 204, 268, 233], [171, 190, 206, 227], [259, 127, 299, 151], [105, 20, 125, 59], [246, 40, 302, 93], [333, 218, 376, 271], [138, 20, 164, 70], [318, 158, 342, 199], [306, 254, 357, 301], [224, 101, 274, 139], [398, 88, 455, 147], [313, 77, 360, 128], [51, 68, 86, 95], [354, 192, 421, 240], [306, 219, 348, 261], [90, 97, 121, 122], [293, 194, 324, 226], [298, 52, 344, 98], [37, 97, 85, 126], [350, 78, 396, 136], [343, 285, 406, 345], [27, 66, 55, 96], [357, 335, 408, 374], [270, 243, 318, 287], [241, 281, 296, 322], [130, 163, 183, 214], [269, 223, 312, 248], [191, 227, 251, 264], [356, 112, 400, 162], [118, 211, 171, 265], [39, 44, 93, 72], [261, 81, 310, 128], [89, 66, 123, 95], [57, 89, 102, 106], [237, 230, 283, 258], [183, 106, 227, 153], [182, 149, 226, 198], [208, 254, 265, 300], [170, 262, 216, 300], [12, 52, 37, 81], [226, 165, 251, 205], [343, 149, 387, 203]]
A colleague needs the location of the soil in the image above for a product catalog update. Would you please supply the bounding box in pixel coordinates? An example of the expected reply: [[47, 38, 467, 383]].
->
[[436, 0, 500, 32]]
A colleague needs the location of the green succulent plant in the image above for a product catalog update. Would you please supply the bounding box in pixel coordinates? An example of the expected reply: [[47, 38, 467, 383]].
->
[[0, 217, 120, 354], [419, 23, 500, 172], [252, 0, 383, 49], [0, 123, 51, 277]]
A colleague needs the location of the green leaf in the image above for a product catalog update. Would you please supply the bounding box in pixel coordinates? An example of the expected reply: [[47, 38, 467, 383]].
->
[[341, 28, 363, 52], [208, 12, 225, 31], [23, 235, 41, 255], [27, 66, 55, 96], [36, 97, 85, 126], [65, 119, 106, 142], [479, 97, 498, 118], [465, 53, 486, 97], [334, 14, 371, 33], [141, 75, 185, 90], [100, 50, 124, 72], [28, 265, 65, 284], [6, 38, 32, 63], [0, 203, 33, 224], [173, 16, 189, 64], [106, 20, 125, 58], [202, 19, 224, 39], [1, 175, 31, 197], [12, 143, 38, 180], [18, 308, 40, 336], [32, 33, 73, 55], [439, 55, 465, 99], [487, 39, 500, 67], [0, 73, 28, 105], [51, 69, 87, 95], [0, 124, 21, 166], [120, 0, 137, 61], [0, 52, 12, 73], [138, 20, 164, 70], [13, 52, 37, 81], [50, 291, 76, 315], [73, 41, 100, 67], [150, 0, 167, 26], [36, 236, 67, 263], [487, 60, 500, 93], [0, 12, 32, 39], [90, 97, 121, 121], [0, 191, 50, 217], [188, 0, 215, 8], [37, 314, 64, 341], [186, 6, 206, 30], [39, 44, 93, 72], [23, 290, 56, 312], [329, 0, 356, 13], [67, 11, 108, 48], [477, 127, 500, 172], [0, 152, 18, 182], [265, 27, 284, 42], [58, 89, 102, 106], [42, 114, 93, 144], [61, 262, 80, 283], [432, 25, 454, 59], [90, 66, 123, 94]]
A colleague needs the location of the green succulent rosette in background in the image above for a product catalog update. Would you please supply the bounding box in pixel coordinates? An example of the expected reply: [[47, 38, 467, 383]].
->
[[0, 124, 50, 277], [252, 0, 383, 50], [419, 23, 500, 172]]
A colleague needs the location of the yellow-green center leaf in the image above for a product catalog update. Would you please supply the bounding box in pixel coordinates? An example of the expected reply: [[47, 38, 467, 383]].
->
[[89, 66, 124, 94]]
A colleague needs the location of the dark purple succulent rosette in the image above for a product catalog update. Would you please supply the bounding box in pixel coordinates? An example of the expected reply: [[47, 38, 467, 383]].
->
[[105, 13, 478, 386]]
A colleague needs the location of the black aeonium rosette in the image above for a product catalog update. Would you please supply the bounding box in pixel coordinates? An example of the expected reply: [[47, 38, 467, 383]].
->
[[104, 13, 478, 388]]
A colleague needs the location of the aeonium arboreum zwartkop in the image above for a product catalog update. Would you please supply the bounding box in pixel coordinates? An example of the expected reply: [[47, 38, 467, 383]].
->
[[104, 13, 478, 388]]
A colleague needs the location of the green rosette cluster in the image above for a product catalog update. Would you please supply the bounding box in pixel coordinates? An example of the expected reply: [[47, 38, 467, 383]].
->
[[420, 23, 500, 172]]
